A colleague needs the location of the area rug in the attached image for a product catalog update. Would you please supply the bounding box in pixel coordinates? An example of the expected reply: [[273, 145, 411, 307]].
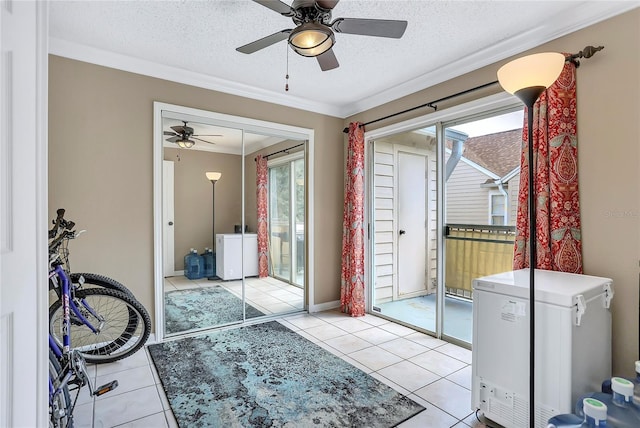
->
[[148, 321, 425, 427], [164, 286, 265, 335]]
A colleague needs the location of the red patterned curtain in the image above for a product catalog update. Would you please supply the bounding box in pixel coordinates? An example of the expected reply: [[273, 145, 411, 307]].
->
[[340, 122, 366, 316], [256, 155, 269, 278], [513, 61, 583, 273]]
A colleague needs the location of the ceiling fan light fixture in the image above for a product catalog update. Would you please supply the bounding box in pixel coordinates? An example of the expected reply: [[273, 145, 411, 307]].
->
[[289, 22, 334, 57], [177, 139, 194, 149]]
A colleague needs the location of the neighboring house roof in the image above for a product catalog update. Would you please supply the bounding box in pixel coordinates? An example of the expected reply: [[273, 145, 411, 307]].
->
[[462, 129, 522, 177]]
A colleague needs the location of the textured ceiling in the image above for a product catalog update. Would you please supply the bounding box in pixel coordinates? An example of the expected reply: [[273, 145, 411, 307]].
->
[[49, 1, 637, 118]]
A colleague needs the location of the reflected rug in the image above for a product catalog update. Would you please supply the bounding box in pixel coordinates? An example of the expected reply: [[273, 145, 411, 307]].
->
[[148, 321, 425, 427], [164, 286, 264, 334]]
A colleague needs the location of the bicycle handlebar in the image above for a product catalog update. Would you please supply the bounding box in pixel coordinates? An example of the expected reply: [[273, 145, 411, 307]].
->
[[49, 209, 66, 239]]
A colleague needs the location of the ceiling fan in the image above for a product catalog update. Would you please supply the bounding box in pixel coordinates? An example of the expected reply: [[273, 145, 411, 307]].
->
[[164, 121, 222, 149], [236, 0, 408, 71]]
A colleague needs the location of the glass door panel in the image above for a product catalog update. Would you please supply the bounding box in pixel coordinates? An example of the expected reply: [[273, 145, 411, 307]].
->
[[269, 164, 291, 281], [267, 154, 305, 287], [370, 125, 438, 335], [293, 158, 305, 286], [443, 109, 523, 343], [161, 115, 244, 336]]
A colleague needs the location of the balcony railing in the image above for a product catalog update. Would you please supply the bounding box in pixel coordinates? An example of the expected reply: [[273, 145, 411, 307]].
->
[[444, 223, 515, 298]]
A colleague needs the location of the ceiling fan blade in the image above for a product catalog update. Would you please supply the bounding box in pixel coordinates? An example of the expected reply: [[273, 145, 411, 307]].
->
[[170, 125, 186, 133], [331, 18, 408, 38], [316, 48, 339, 71], [252, 0, 294, 16], [316, 0, 339, 10], [164, 131, 177, 136], [237, 30, 291, 54], [193, 134, 223, 137], [192, 137, 216, 145], [166, 136, 180, 143]]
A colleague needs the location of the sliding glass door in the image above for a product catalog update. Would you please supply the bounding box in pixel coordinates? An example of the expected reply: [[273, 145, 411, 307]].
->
[[269, 154, 305, 287], [368, 102, 523, 346]]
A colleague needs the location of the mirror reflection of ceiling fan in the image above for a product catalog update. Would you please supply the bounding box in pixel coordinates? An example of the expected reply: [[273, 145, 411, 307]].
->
[[164, 121, 222, 148], [236, 0, 408, 71]]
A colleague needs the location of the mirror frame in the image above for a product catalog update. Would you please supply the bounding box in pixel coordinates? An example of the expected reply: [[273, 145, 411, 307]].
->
[[153, 102, 315, 340]]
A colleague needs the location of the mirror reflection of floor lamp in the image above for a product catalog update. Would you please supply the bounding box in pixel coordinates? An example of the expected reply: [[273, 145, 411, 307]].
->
[[206, 171, 222, 280], [497, 52, 565, 428]]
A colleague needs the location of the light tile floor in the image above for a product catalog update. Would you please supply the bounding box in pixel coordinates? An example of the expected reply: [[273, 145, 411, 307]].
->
[[73, 310, 488, 428]]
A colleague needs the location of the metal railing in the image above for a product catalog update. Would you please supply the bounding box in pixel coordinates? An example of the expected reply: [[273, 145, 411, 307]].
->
[[444, 223, 515, 298]]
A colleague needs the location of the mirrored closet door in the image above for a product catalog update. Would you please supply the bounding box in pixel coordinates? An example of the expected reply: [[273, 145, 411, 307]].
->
[[153, 103, 312, 339]]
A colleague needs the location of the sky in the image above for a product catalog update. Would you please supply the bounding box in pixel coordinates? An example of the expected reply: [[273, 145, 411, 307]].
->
[[450, 110, 524, 137]]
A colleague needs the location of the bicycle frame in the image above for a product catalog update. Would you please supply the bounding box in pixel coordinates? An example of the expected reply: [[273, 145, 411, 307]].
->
[[50, 264, 106, 338], [48, 259, 117, 426]]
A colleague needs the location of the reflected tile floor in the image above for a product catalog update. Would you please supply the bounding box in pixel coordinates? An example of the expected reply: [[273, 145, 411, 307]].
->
[[74, 310, 487, 428], [164, 275, 305, 319]]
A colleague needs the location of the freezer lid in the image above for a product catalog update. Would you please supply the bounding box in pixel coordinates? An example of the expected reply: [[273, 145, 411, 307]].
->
[[472, 269, 613, 307]]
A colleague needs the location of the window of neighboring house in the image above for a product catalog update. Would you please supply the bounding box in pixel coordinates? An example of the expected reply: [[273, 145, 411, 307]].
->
[[490, 192, 506, 225]]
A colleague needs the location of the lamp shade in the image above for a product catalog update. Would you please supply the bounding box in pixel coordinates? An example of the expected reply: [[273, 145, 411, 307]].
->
[[206, 171, 222, 182], [497, 52, 565, 94], [289, 22, 334, 57]]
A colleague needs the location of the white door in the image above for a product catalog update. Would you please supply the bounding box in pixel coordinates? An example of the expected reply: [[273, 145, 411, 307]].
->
[[162, 160, 175, 277], [0, 1, 47, 426], [397, 151, 428, 297]]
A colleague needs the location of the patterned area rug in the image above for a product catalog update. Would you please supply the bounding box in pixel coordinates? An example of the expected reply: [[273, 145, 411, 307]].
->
[[164, 286, 264, 335], [148, 321, 425, 427]]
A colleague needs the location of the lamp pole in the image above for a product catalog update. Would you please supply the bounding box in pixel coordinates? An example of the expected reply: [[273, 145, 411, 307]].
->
[[497, 52, 565, 428], [206, 172, 222, 280]]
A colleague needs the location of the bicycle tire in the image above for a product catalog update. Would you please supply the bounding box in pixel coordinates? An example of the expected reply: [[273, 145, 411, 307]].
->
[[49, 288, 151, 364], [49, 349, 73, 428], [70, 272, 136, 299]]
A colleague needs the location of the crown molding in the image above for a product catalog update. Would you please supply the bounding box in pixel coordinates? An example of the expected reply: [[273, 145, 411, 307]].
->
[[338, 1, 639, 118], [49, 37, 343, 118]]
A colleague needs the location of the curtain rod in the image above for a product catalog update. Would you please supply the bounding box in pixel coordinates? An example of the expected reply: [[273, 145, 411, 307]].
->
[[254, 142, 304, 161], [342, 45, 604, 134]]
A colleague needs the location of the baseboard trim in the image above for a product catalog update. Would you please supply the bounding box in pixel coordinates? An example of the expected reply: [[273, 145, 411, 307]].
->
[[308, 300, 340, 313]]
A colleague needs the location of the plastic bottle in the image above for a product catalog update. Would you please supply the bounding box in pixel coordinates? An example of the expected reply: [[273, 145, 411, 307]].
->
[[185, 248, 203, 280], [601, 361, 640, 397], [201, 248, 214, 278], [576, 378, 640, 428], [184, 248, 195, 279], [548, 398, 608, 427]]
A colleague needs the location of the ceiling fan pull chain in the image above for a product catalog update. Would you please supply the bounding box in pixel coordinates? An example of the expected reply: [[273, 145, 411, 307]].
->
[[285, 44, 290, 92]]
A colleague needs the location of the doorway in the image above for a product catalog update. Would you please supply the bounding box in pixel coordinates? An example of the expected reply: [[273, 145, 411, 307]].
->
[[397, 149, 429, 299]]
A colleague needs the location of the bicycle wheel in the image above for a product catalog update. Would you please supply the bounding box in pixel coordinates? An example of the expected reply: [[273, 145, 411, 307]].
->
[[49, 349, 73, 428], [49, 288, 151, 364], [70, 272, 136, 299]]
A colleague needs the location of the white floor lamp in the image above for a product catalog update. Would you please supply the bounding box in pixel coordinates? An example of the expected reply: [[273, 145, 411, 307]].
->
[[497, 52, 565, 428]]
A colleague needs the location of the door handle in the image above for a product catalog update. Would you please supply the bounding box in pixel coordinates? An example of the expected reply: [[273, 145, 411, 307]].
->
[[399, 230, 406, 235], [168, 221, 174, 226]]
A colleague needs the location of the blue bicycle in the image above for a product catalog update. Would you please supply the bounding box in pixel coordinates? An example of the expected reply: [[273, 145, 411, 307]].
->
[[48, 210, 150, 364], [48, 247, 119, 427]]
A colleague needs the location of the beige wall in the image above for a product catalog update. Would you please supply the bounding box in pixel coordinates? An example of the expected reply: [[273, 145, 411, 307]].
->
[[163, 148, 242, 270], [48, 56, 345, 330], [346, 10, 640, 375]]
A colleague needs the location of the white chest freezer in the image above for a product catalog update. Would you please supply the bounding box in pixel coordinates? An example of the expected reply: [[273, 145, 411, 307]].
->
[[215, 233, 259, 280], [471, 269, 613, 428]]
